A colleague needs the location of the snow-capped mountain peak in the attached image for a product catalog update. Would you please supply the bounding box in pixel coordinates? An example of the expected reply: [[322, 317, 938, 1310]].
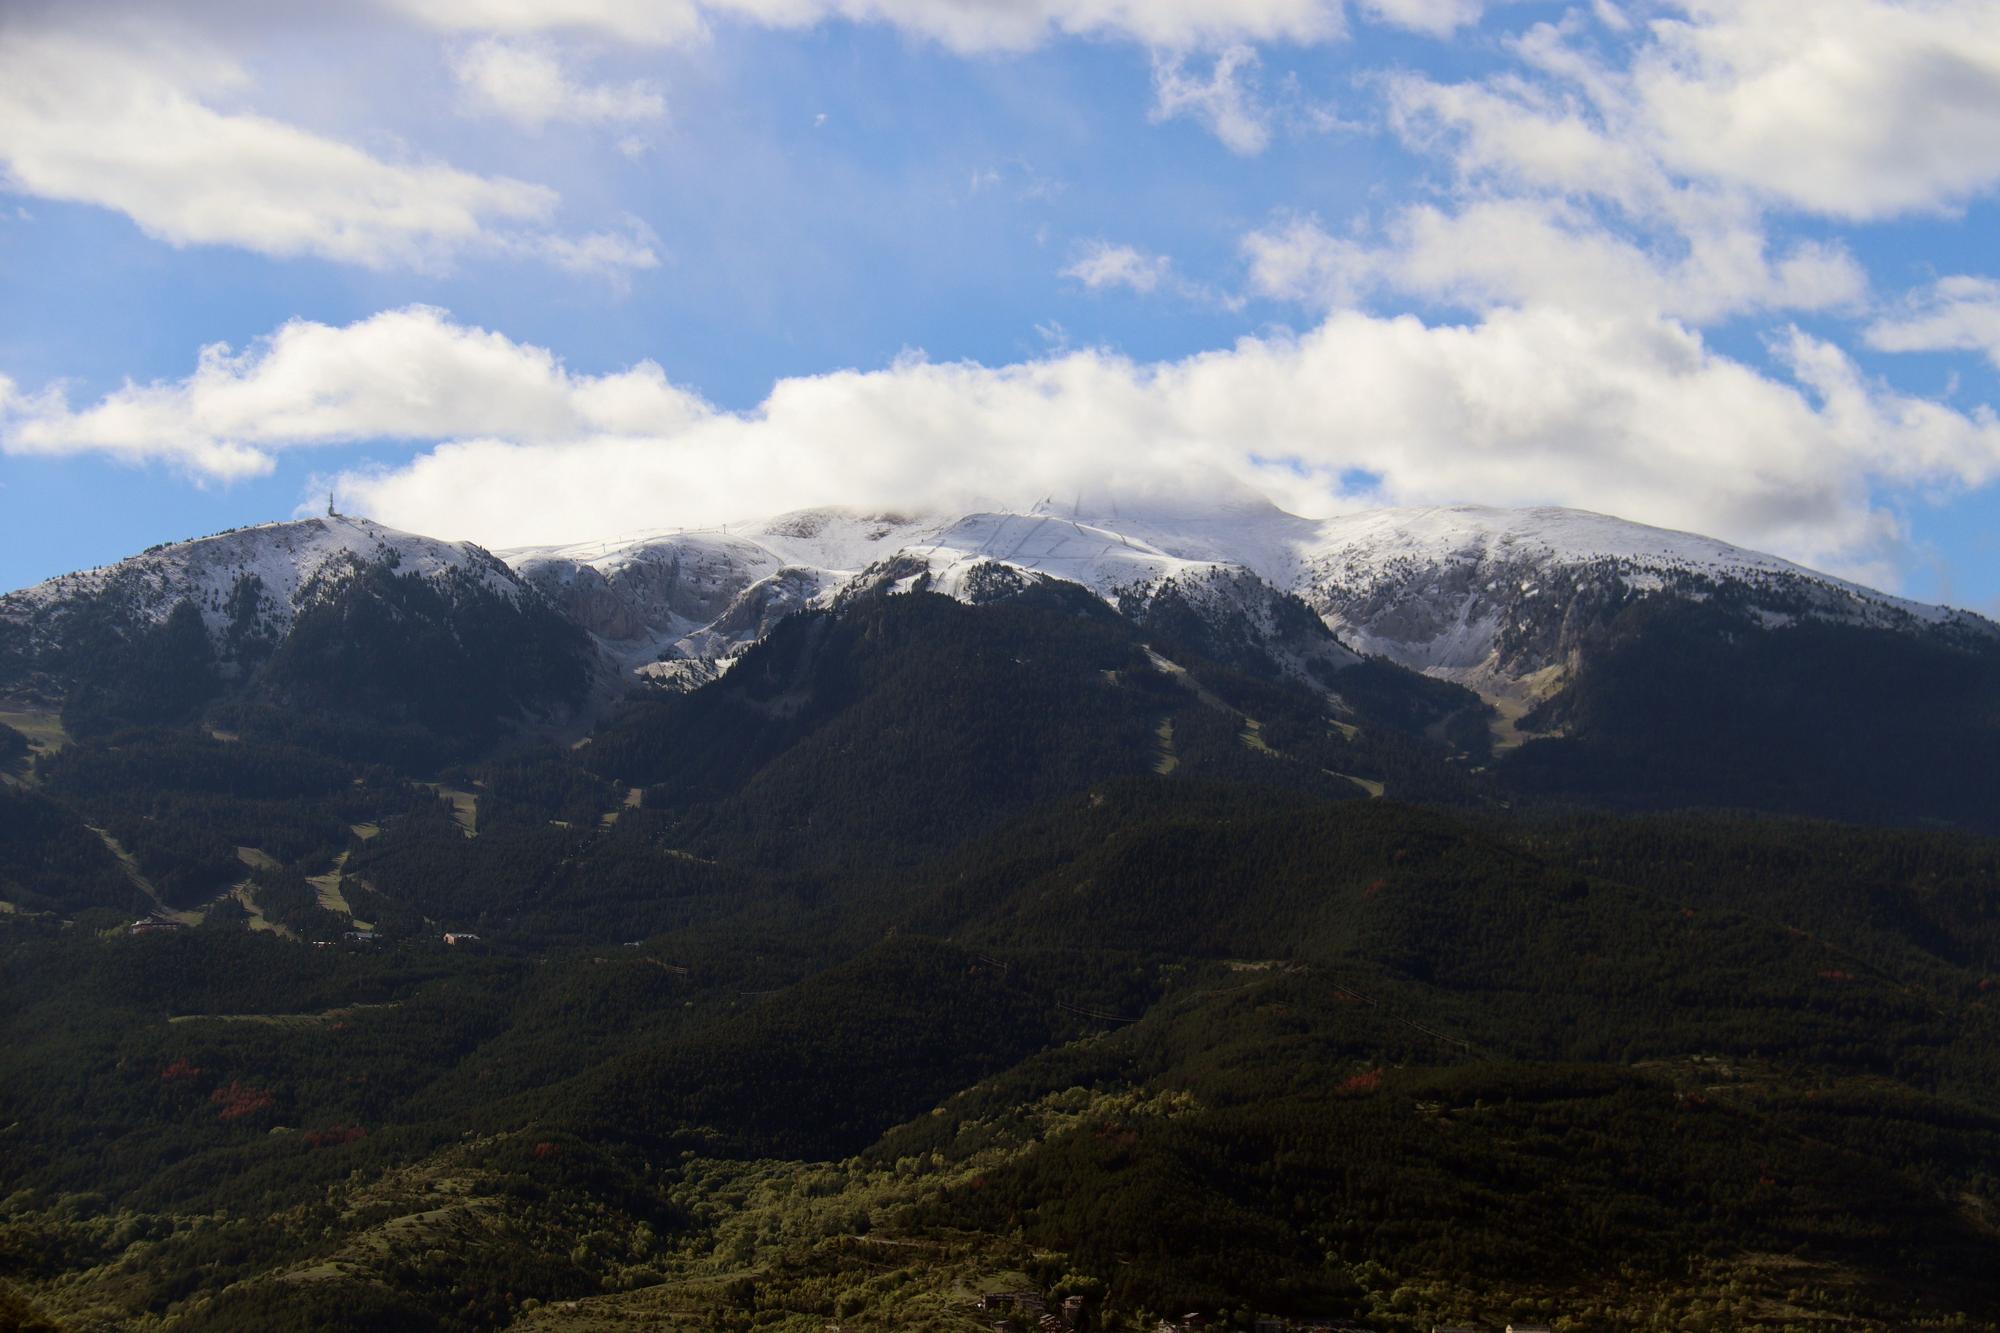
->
[[3, 515, 526, 645], [1294, 504, 1983, 688], [10, 502, 1990, 718], [501, 498, 1993, 702]]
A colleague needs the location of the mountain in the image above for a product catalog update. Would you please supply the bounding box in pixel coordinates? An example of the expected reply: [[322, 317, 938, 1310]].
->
[[1295, 504, 1993, 692], [501, 505, 1289, 676], [0, 515, 593, 759], [6, 496, 1998, 826], [6, 504, 2000, 1331], [508, 496, 1994, 700]]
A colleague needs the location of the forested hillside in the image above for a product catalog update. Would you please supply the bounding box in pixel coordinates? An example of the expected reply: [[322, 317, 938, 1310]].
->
[[2, 587, 1997, 1331]]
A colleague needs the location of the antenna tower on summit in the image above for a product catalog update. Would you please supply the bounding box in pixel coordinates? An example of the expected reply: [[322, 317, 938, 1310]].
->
[[327, 490, 338, 518]]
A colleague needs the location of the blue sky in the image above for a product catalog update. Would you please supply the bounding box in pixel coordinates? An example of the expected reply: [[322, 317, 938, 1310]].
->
[[4, 0, 2000, 612]]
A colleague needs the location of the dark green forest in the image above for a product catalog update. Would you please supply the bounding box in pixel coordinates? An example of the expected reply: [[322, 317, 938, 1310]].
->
[[2, 587, 1998, 1331]]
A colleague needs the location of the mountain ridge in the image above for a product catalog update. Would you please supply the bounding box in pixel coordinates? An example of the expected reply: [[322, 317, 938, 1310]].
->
[[497, 497, 1995, 698], [8, 500, 1992, 716], [7, 500, 1992, 808]]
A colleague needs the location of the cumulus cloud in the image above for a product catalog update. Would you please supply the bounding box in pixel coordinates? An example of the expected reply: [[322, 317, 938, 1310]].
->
[[0, 20, 656, 275], [0, 307, 709, 479], [1150, 45, 1271, 155], [382, 0, 1346, 53], [1289, 6, 1983, 327], [337, 308, 2000, 581], [10, 306, 1998, 583], [1630, 0, 2000, 221], [1866, 276, 2000, 369], [450, 37, 666, 128], [1062, 241, 1173, 294], [1243, 204, 1867, 323], [1392, 2, 2000, 223]]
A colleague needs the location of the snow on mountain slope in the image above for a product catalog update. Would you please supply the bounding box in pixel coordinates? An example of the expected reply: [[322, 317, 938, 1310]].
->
[[503, 512, 946, 674], [502, 496, 1994, 699], [1302, 505, 1914, 611], [14, 499, 1984, 713], [1, 516, 525, 650], [889, 511, 1227, 599], [1294, 505, 1988, 689], [0, 516, 603, 746], [505, 504, 1327, 688]]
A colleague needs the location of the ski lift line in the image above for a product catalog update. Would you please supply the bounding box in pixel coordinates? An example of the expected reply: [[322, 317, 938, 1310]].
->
[[996, 516, 1048, 566]]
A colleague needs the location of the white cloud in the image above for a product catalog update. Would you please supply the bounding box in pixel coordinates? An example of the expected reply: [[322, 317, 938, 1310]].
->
[[450, 37, 666, 128], [1062, 241, 1172, 294], [11, 305, 1996, 584], [330, 307, 1999, 582], [1243, 204, 1867, 324], [1312, 8, 1962, 328], [1240, 216, 1373, 310], [1384, 66, 1658, 213], [1392, 2, 2000, 223], [1357, 0, 1485, 37], [377, 0, 709, 44], [1150, 45, 1271, 155], [382, 0, 1346, 52], [0, 22, 654, 275], [1632, 1, 2000, 221], [1867, 276, 2000, 370], [514, 220, 664, 282], [0, 307, 709, 479]]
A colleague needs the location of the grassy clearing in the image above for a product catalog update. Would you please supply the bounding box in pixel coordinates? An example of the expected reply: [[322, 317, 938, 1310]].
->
[[1142, 648, 1232, 714], [1, 707, 68, 786], [1483, 665, 1567, 756], [600, 786, 644, 830], [235, 847, 281, 872], [1238, 717, 1276, 755], [166, 1002, 401, 1027], [88, 826, 200, 926], [0, 708, 69, 756], [1152, 717, 1178, 776], [308, 851, 355, 919], [230, 882, 294, 939], [1328, 771, 1386, 799], [426, 784, 480, 837]]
